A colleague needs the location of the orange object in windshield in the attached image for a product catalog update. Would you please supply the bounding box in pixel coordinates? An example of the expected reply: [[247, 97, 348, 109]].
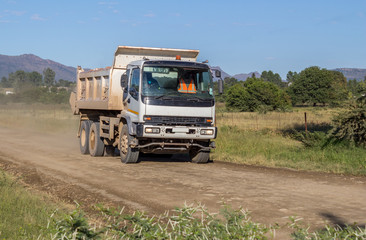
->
[[178, 78, 197, 93]]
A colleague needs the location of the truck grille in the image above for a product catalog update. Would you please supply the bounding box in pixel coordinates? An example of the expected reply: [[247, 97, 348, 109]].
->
[[144, 115, 211, 126]]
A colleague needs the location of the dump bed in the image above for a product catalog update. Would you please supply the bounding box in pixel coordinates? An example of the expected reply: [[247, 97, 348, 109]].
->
[[70, 46, 199, 114]]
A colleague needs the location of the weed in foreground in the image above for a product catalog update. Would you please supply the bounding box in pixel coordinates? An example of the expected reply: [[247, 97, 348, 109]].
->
[[289, 217, 366, 240]]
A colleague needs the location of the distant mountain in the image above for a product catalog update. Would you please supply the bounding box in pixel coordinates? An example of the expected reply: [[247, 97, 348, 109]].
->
[[0, 54, 76, 81], [232, 72, 261, 81], [210, 66, 231, 81], [210, 66, 261, 82], [332, 68, 366, 81]]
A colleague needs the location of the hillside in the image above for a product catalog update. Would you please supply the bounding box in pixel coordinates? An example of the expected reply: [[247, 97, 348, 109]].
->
[[332, 68, 366, 81], [0, 54, 76, 81], [210, 66, 261, 81], [1, 53, 364, 83], [232, 72, 261, 81]]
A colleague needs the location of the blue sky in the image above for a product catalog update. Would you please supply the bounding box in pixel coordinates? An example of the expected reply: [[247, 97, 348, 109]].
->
[[1, 0, 365, 79]]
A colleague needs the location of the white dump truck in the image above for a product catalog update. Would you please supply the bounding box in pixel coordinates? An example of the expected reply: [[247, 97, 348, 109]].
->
[[70, 46, 222, 163]]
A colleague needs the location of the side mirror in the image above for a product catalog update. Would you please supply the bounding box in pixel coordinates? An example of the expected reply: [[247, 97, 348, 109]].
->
[[218, 79, 223, 95], [123, 87, 128, 101], [215, 70, 221, 78], [130, 88, 137, 98]]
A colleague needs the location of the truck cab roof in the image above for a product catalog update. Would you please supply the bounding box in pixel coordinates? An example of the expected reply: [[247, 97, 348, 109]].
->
[[128, 60, 210, 70]]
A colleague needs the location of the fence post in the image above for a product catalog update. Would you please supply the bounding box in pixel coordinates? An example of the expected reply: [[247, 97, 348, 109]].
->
[[304, 112, 308, 133]]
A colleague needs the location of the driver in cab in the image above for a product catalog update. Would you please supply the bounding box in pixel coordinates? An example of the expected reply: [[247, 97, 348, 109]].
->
[[178, 73, 197, 94]]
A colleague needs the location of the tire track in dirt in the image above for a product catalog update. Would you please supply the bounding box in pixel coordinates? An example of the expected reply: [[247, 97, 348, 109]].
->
[[0, 126, 365, 238]]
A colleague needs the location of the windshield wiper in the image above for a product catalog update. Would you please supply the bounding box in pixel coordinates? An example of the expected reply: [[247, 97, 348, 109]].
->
[[187, 96, 206, 102], [153, 95, 174, 100]]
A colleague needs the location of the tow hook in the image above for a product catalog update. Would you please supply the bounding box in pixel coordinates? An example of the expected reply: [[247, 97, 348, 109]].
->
[[129, 138, 139, 148]]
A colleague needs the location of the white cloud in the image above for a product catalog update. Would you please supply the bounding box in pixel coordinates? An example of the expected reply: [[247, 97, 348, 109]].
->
[[265, 56, 275, 60], [144, 13, 155, 18], [233, 22, 257, 27], [4, 10, 25, 16], [98, 1, 118, 5], [31, 14, 45, 21]]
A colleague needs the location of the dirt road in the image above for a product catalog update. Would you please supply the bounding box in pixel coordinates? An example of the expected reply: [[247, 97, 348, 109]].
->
[[0, 125, 365, 238]]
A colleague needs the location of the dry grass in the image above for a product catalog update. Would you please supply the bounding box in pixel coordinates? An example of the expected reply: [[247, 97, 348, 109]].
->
[[215, 102, 339, 131], [0, 103, 78, 133]]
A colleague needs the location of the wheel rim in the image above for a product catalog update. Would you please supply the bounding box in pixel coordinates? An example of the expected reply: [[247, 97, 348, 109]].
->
[[81, 128, 86, 146], [121, 133, 128, 155], [90, 130, 95, 151]]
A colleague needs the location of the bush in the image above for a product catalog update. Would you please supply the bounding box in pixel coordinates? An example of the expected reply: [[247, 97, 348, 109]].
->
[[289, 217, 366, 240], [0, 87, 72, 105], [330, 95, 366, 148]]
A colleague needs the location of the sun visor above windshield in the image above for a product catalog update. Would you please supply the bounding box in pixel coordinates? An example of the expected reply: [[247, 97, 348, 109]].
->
[[113, 46, 200, 69]]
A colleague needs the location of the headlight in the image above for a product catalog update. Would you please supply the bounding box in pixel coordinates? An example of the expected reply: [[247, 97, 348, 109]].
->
[[145, 127, 160, 134], [200, 129, 214, 135]]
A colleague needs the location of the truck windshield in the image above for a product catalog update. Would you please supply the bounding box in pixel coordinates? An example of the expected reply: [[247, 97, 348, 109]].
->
[[142, 66, 214, 100]]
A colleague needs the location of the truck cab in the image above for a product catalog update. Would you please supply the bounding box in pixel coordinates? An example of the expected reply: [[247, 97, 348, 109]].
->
[[120, 59, 216, 162]]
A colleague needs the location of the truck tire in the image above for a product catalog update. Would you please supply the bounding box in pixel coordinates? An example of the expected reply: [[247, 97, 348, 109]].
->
[[79, 120, 91, 154], [89, 122, 105, 157], [105, 145, 115, 156], [120, 124, 139, 163], [189, 142, 210, 163]]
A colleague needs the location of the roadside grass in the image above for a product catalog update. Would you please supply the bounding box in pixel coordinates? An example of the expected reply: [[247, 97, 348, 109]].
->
[[0, 103, 78, 133], [212, 125, 366, 175], [215, 102, 339, 131], [0, 170, 60, 239], [1, 168, 365, 239]]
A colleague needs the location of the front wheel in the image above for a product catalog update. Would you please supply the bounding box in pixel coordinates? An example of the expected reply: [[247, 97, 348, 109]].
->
[[189, 141, 210, 164], [120, 124, 140, 164]]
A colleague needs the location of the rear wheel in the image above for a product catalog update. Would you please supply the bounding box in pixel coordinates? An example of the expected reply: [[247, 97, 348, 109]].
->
[[120, 124, 139, 163], [89, 122, 105, 157], [79, 120, 91, 154], [105, 145, 116, 156]]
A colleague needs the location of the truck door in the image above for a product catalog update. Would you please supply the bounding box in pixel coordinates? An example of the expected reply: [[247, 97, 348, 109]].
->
[[127, 67, 140, 120]]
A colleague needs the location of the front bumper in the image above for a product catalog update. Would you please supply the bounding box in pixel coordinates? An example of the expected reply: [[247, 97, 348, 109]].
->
[[136, 125, 217, 140]]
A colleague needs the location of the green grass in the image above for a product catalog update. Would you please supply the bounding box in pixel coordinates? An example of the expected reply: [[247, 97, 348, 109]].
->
[[0, 168, 365, 239], [0, 170, 61, 239], [212, 125, 366, 175]]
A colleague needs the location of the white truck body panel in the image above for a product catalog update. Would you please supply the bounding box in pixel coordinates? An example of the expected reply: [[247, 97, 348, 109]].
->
[[73, 46, 200, 113], [113, 46, 199, 69]]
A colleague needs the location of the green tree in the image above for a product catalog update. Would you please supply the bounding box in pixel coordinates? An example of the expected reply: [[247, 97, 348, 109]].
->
[[223, 77, 238, 88], [43, 68, 55, 86], [261, 70, 285, 88], [9, 70, 27, 92], [288, 66, 347, 106], [57, 79, 73, 87], [329, 70, 348, 103], [226, 77, 291, 112], [0, 76, 12, 88], [348, 79, 359, 97], [286, 71, 298, 84], [28, 71, 43, 87]]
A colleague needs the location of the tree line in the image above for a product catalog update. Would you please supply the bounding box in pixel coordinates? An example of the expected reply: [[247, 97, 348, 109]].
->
[[219, 66, 366, 112], [0, 68, 75, 104]]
